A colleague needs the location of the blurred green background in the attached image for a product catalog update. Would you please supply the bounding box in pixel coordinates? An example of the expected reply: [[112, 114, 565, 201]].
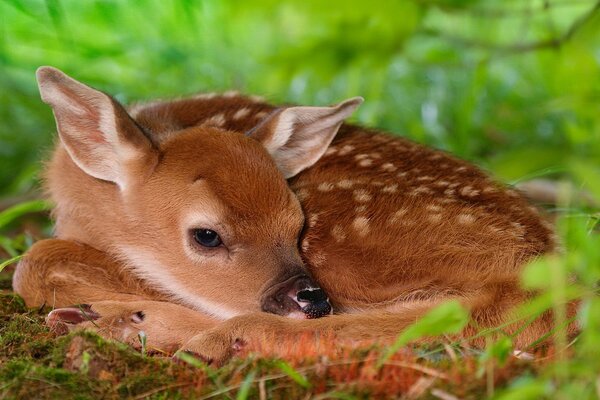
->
[[2, 0, 599, 202], [1, 2, 600, 398]]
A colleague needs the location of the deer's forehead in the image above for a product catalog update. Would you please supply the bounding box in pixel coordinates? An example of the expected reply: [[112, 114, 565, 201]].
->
[[159, 129, 281, 177]]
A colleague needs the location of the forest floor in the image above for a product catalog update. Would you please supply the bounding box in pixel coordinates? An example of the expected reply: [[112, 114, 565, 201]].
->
[[0, 262, 558, 400]]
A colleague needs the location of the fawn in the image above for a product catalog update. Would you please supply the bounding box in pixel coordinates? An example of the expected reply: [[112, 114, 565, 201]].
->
[[13, 67, 576, 364]]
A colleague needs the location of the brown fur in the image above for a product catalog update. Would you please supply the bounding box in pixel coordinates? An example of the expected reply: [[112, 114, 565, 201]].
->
[[13, 68, 576, 364]]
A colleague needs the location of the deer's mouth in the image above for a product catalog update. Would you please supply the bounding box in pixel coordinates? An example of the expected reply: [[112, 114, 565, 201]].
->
[[261, 275, 332, 319]]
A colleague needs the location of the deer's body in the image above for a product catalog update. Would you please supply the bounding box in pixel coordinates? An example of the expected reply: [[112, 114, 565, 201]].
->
[[13, 68, 573, 362]]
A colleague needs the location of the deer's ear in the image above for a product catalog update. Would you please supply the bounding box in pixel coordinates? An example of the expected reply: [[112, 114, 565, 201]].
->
[[36, 66, 157, 190], [248, 97, 363, 178]]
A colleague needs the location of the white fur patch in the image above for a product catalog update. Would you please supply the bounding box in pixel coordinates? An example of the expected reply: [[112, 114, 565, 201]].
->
[[353, 189, 372, 203], [457, 214, 475, 224], [232, 108, 251, 120], [337, 179, 354, 189], [317, 182, 334, 192], [331, 225, 346, 242], [352, 216, 370, 236], [338, 145, 354, 155], [118, 246, 238, 320], [202, 113, 226, 127]]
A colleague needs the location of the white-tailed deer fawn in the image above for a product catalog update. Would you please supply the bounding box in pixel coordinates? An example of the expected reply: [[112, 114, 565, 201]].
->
[[13, 67, 576, 363]]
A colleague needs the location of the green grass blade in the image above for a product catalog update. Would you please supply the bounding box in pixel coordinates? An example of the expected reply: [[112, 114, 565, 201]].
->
[[0, 200, 51, 230], [0, 254, 23, 272], [235, 370, 256, 400], [275, 360, 311, 388]]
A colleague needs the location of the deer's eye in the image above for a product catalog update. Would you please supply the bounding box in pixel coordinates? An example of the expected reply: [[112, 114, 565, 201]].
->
[[193, 229, 222, 248]]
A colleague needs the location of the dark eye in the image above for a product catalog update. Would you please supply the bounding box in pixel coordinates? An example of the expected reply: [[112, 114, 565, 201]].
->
[[193, 229, 222, 248]]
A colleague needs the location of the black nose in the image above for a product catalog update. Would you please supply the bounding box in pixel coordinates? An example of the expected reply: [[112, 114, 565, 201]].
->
[[297, 288, 328, 303], [261, 275, 332, 318], [296, 288, 332, 319]]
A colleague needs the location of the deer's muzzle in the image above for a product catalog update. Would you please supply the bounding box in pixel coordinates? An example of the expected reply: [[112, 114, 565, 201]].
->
[[261, 275, 332, 319]]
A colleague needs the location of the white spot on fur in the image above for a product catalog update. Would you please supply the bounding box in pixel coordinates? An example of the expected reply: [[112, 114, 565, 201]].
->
[[331, 225, 346, 242], [455, 166, 467, 172], [370, 152, 381, 159], [223, 90, 240, 98], [381, 163, 397, 172], [382, 184, 398, 193], [232, 108, 251, 120], [355, 205, 367, 213], [410, 187, 433, 196], [308, 214, 319, 228], [435, 180, 450, 187], [255, 110, 269, 119], [324, 147, 338, 156], [460, 186, 480, 197], [397, 172, 408, 178], [426, 204, 442, 212], [337, 179, 354, 189], [355, 154, 369, 160], [371, 181, 384, 187], [295, 188, 309, 201], [358, 159, 373, 167], [338, 145, 355, 155], [389, 209, 407, 224], [317, 182, 334, 192], [353, 189, 372, 203], [457, 214, 475, 224], [352, 216, 370, 236], [192, 92, 217, 100], [417, 176, 434, 182], [202, 113, 226, 127], [301, 238, 310, 252]]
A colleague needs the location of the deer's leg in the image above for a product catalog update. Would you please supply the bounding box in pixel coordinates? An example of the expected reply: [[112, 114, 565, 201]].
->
[[13, 239, 219, 352], [47, 300, 218, 354], [12, 239, 161, 307], [179, 282, 578, 365]]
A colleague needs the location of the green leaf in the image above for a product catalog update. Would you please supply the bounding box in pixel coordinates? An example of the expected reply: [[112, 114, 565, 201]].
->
[[0, 200, 51, 230], [0, 255, 23, 273], [275, 360, 311, 388], [236, 370, 256, 400], [521, 257, 551, 289], [495, 378, 550, 400], [480, 336, 513, 368], [377, 300, 469, 367]]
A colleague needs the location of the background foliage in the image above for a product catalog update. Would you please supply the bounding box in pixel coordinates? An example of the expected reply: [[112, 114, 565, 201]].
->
[[1, 0, 599, 399]]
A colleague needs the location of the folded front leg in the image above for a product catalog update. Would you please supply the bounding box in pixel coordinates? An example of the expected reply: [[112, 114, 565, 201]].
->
[[48, 300, 219, 354]]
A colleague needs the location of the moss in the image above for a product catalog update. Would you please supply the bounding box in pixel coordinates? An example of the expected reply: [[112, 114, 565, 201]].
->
[[0, 293, 27, 314]]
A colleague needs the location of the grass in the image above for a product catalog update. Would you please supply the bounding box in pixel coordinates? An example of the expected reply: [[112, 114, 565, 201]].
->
[[1, 0, 600, 398], [0, 292, 560, 399]]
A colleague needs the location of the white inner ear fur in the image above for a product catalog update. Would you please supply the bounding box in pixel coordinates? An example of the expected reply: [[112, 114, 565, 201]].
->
[[37, 67, 146, 190], [265, 97, 363, 178]]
